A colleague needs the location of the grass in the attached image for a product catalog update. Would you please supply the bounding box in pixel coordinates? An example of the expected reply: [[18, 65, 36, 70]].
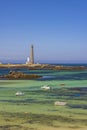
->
[[0, 79, 87, 130]]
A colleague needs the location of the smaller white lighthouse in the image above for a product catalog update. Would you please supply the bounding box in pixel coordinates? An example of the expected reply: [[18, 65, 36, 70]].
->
[[26, 57, 30, 64]]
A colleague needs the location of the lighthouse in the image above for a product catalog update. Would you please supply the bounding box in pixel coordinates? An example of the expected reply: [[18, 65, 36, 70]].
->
[[29, 45, 34, 64]]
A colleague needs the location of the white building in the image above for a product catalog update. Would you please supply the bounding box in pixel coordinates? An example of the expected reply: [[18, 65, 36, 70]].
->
[[26, 57, 30, 64]]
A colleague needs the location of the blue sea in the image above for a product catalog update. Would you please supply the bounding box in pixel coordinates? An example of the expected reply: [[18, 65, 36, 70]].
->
[[0, 63, 87, 81], [46, 63, 87, 67]]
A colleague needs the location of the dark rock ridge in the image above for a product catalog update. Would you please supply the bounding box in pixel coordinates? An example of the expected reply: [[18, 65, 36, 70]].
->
[[0, 71, 41, 79]]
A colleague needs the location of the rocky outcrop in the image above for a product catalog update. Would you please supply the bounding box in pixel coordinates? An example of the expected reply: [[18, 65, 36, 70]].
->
[[0, 71, 41, 79]]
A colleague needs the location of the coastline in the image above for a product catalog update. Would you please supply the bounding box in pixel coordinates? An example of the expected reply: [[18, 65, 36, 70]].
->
[[0, 63, 87, 70]]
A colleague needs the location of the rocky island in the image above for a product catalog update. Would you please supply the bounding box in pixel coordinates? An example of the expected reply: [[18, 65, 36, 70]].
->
[[0, 63, 87, 70], [0, 71, 41, 79]]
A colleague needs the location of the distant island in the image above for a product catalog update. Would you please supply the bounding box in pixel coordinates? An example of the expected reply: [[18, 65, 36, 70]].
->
[[0, 63, 87, 70], [0, 45, 87, 71]]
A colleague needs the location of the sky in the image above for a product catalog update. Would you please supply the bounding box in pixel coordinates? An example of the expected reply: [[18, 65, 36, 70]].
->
[[0, 0, 87, 64]]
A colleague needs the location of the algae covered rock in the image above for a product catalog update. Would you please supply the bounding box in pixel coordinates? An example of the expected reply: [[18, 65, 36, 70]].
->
[[0, 71, 41, 79]]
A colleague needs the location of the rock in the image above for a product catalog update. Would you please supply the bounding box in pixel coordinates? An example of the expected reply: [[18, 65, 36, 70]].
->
[[41, 85, 51, 90], [54, 101, 67, 106], [0, 71, 41, 79], [15, 91, 24, 96]]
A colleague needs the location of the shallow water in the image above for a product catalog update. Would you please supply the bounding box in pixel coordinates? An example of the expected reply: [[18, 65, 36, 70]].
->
[[0, 68, 87, 81], [0, 67, 87, 129]]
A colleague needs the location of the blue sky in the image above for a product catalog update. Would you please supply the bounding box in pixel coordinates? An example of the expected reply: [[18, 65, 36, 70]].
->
[[0, 0, 87, 63]]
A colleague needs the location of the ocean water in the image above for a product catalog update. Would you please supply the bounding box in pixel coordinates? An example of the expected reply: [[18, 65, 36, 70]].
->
[[49, 63, 87, 67], [0, 64, 87, 81]]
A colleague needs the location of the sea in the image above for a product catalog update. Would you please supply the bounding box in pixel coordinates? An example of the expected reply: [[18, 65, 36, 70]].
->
[[0, 63, 87, 81]]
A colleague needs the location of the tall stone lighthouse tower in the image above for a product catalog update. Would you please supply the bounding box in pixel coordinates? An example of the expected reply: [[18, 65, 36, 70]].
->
[[30, 45, 34, 64]]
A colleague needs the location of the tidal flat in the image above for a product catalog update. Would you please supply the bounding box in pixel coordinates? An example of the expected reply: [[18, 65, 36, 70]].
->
[[0, 79, 87, 130]]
